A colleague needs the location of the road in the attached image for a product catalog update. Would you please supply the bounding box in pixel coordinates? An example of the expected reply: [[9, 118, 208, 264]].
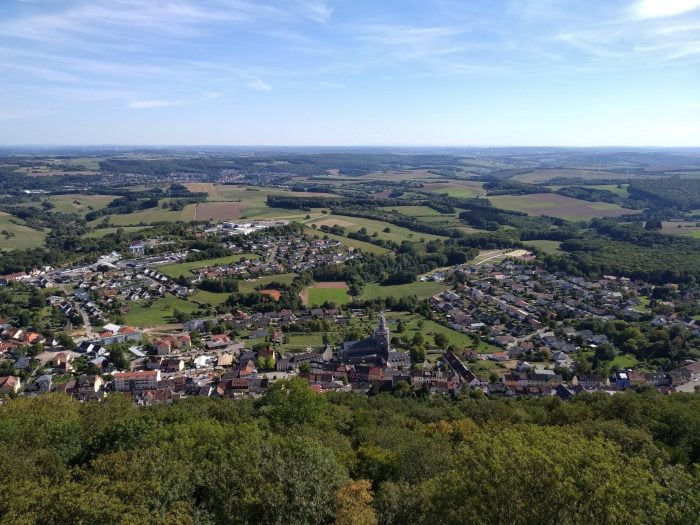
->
[[78, 307, 95, 339]]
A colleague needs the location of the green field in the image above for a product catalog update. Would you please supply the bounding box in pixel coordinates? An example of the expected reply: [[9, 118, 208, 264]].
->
[[0, 212, 48, 251], [84, 226, 149, 238], [523, 240, 563, 254], [158, 253, 258, 278], [308, 214, 446, 243], [421, 182, 484, 198], [123, 296, 202, 326], [489, 193, 637, 221], [238, 272, 298, 293], [190, 289, 231, 306], [43, 194, 117, 215], [91, 200, 196, 226], [304, 228, 389, 255], [361, 281, 449, 300], [379, 205, 446, 217], [306, 286, 350, 307]]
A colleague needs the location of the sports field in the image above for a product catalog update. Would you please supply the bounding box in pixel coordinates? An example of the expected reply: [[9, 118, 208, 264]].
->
[[301, 282, 350, 306]]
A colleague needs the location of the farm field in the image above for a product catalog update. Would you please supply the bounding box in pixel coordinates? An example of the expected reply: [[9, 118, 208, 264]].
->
[[523, 240, 563, 254], [488, 193, 639, 221], [308, 214, 446, 243], [158, 253, 258, 278], [0, 212, 48, 251], [301, 282, 350, 307], [421, 181, 485, 198], [95, 201, 196, 226], [661, 221, 700, 238], [361, 281, 449, 300], [123, 296, 202, 326], [513, 169, 636, 183], [360, 170, 445, 182], [379, 205, 446, 217], [547, 184, 629, 196], [42, 194, 117, 215], [303, 228, 389, 255]]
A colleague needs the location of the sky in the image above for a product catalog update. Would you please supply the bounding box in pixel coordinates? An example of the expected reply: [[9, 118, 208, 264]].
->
[[0, 0, 699, 146]]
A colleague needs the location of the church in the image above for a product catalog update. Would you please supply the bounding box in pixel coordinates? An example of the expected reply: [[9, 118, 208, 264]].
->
[[339, 313, 410, 369]]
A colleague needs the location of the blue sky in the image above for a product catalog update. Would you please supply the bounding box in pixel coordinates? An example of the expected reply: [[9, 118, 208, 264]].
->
[[1, 0, 699, 146]]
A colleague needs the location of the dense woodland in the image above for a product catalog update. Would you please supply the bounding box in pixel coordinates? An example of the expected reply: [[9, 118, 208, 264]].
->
[[0, 388, 697, 524]]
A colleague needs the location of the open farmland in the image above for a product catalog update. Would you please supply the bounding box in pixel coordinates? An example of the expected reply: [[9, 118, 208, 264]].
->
[[301, 281, 350, 306], [661, 221, 700, 238], [488, 193, 639, 221], [0, 212, 48, 251], [421, 181, 485, 198], [308, 214, 446, 243], [523, 240, 563, 254]]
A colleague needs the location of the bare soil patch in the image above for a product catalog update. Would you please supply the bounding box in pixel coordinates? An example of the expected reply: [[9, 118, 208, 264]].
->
[[260, 289, 282, 301]]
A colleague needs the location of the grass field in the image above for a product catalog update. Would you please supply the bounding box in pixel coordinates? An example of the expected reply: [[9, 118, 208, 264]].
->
[[83, 226, 149, 238], [123, 296, 202, 326], [0, 211, 48, 251], [158, 253, 258, 278], [43, 194, 117, 215], [304, 228, 390, 255], [361, 281, 449, 300], [302, 282, 350, 307], [379, 205, 446, 217], [489, 193, 638, 221], [94, 201, 196, 226], [420, 182, 485, 198], [523, 240, 563, 254], [661, 221, 700, 238], [308, 214, 446, 243], [190, 289, 231, 306], [238, 272, 297, 293]]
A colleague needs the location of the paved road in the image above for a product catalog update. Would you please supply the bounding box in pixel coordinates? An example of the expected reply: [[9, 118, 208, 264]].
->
[[78, 307, 95, 339]]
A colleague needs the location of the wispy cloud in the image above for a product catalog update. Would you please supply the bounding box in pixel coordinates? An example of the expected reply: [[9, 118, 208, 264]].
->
[[126, 100, 182, 109], [630, 0, 700, 19], [246, 78, 272, 91], [319, 81, 345, 88]]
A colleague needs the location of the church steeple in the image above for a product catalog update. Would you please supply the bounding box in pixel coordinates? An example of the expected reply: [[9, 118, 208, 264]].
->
[[374, 313, 390, 360]]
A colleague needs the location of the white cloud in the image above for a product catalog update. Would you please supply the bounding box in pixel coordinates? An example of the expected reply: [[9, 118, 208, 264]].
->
[[126, 100, 182, 109], [247, 78, 272, 91], [319, 81, 345, 88], [630, 0, 700, 19]]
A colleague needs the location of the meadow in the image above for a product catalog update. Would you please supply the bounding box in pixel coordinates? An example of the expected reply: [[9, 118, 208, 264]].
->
[[303, 228, 390, 255], [123, 296, 202, 326], [157, 253, 258, 278], [420, 181, 485, 198], [360, 281, 448, 300], [302, 282, 350, 307], [43, 194, 117, 215], [308, 214, 446, 243], [0, 212, 48, 251], [522, 240, 563, 254], [94, 201, 196, 226], [488, 193, 639, 221]]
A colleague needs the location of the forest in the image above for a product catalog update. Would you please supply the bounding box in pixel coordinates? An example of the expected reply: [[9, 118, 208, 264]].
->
[[0, 387, 697, 525]]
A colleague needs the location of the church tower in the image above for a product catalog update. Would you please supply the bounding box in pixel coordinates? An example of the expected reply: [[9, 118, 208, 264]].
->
[[374, 313, 390, 362]]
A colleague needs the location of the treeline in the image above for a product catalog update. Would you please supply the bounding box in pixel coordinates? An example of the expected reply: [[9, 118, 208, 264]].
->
[[0, 389, 697, 524], [85, 184, 207, 221], [629, 178, 700, 211]]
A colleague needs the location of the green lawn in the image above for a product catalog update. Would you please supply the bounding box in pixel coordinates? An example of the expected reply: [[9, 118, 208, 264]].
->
[[361, 281, 449, 300], [123, 296, 202, 326], [158, 253, 258, 278], [610, 354, 639, 369], [0, 212, 48, 251], [306, 286, 350, 307], [190, 289, 231, 306]]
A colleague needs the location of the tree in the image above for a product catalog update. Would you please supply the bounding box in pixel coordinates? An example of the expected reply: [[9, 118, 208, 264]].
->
[[434, 333, 448, 349], [259, 377, 330, 429], [412, 332, 424, 346], [333, 480, 377, 525]]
